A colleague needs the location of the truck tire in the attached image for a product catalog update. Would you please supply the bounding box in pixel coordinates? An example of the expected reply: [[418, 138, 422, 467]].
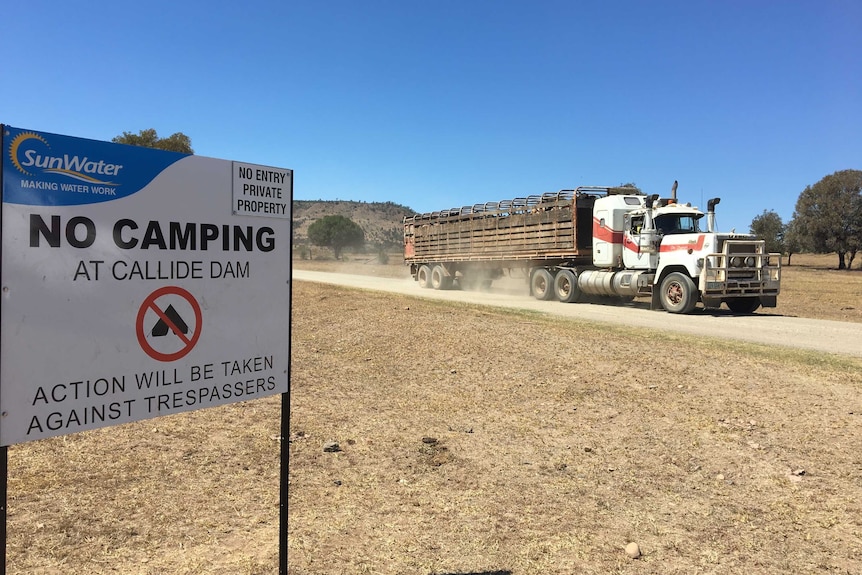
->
[[659, 272, 698, 314], [726, 297, 761, 314], [530, 268, 554, 301], [417, 265, 432, 288], [554, 269, 581, 303], [430, 265, 452, 290]]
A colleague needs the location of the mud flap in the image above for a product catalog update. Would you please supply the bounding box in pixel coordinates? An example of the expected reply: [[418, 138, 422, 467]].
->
[[650, 290, 663, 311], [701, 296, 722, 310], [760, 295, 778, 308]]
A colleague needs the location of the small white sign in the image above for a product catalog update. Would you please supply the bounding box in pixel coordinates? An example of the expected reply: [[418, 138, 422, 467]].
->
[[232, 162, 292, 219]]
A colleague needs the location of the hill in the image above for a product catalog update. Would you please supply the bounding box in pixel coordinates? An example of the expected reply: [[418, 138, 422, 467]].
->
[[292, 200, 415, 249]]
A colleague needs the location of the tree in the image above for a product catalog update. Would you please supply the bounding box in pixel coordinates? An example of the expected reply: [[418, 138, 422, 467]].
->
[[618, 182, 641, 190], [749, 210, 785, 255], [112, 129, 194, 154], [782, 218, 807, 266], [791, 169, 862, 270], [307, 215, 365, 259]]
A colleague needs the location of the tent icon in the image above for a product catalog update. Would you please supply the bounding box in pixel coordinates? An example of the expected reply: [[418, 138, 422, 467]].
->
[[151, 305, 189, 337]]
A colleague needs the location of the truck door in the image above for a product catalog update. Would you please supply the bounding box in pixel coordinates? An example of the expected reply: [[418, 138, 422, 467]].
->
[[622, 214, 657, 270], [592, 208, 613, 266]]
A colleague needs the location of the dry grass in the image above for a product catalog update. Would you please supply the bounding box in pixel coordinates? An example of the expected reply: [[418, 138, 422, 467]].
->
[[764, 253, 862, 323], [7, 252, 861, 574], [287, 282, 862, 574], [8, 401, 282, 574]]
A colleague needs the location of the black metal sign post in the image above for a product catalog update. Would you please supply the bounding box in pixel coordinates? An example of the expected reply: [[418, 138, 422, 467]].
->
[[281, 183, 294, 575], [1, 445, 6, 575], [280, 392, 289, 574]]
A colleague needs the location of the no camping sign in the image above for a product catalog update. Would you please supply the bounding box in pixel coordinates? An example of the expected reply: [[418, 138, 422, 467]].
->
[[0, 125, 292, 446]]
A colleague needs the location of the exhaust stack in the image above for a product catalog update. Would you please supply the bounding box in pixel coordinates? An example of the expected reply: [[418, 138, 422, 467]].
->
[[707, 197, 721, 232]]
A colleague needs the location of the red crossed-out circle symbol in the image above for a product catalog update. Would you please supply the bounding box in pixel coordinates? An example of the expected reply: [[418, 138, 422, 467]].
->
[[136, 286, 202, 362]]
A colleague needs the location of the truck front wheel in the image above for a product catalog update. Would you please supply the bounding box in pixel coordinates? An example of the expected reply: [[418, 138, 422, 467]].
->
[[659, 272, 698, 314], [531, 269, 554, 301]]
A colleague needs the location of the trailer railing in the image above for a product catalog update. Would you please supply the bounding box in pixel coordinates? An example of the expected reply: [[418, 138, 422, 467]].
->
[[403, 186, 634, 224]]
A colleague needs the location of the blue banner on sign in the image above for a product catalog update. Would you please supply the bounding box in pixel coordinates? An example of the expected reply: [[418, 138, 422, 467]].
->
[[2, 125, 188, 206]]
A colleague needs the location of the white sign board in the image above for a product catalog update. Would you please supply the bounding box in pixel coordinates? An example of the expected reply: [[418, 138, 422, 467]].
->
[[0, 126, 292, 445], [233, 162, 291, 218]]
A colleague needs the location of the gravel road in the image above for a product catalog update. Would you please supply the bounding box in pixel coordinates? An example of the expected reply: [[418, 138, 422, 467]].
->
[[293, 269, 862, 358]]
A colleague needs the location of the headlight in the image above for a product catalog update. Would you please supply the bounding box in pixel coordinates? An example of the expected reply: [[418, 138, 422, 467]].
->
[[744, 256, 756, 267], [729, 256, 742, 267]]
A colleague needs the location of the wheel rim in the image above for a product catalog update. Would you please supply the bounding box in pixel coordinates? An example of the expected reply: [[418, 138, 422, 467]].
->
[[536, 276, 548, 294], [666, 281, 684, 306], [559, 277, 571, 298]]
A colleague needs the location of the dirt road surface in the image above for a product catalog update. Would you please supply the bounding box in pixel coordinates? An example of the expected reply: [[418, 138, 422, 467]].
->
[[293, 269, 862, 358]]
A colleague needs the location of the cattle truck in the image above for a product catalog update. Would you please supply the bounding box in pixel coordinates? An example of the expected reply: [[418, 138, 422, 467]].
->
[[403, 183, 781, 314]]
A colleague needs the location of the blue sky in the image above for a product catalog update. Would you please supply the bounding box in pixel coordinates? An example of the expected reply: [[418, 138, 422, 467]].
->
[[3, 1, 859, 232]]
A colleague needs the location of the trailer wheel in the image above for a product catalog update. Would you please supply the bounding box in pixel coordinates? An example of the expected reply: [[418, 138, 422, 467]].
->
[[726, 297, 761, 314], [659, 272, 697, 314], [430, 265, 452, 290], [417, 265, 432, 288], [530, 269, 554, 301], [554, 269, 581, 303]]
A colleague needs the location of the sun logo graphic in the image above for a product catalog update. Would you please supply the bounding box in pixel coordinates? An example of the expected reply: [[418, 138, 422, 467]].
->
[[7, 130, 123, 185], [8, 132, 49, 176]]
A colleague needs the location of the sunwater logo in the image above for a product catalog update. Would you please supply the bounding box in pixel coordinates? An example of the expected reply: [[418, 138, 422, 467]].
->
[[9, 131, 123, 186]]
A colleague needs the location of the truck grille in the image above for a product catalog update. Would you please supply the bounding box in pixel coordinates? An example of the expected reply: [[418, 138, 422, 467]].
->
[[702, 240, 781, 296]]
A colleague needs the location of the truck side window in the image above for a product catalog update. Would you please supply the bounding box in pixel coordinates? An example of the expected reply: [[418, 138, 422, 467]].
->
[[655, 215, 672, 234], [630, 216, 644, 235], [678, 215, 701, 233]]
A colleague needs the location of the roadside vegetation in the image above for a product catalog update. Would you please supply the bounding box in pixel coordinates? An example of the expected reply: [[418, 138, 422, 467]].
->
[[751, 169, 862, 270]]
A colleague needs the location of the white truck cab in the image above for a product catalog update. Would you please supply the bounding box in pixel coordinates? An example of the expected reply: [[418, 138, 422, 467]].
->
[[591, 187, 781, 313]]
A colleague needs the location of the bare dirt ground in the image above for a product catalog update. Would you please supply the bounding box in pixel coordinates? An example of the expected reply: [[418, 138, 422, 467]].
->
[[287, 253, 862, 574], [287, 284, 861, 574], [6, 253, 861, 574]]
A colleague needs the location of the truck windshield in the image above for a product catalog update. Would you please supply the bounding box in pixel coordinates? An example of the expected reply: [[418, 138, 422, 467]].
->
[[655, 214, 702, 234]]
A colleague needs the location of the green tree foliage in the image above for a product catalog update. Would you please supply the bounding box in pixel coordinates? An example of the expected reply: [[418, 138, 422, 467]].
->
[[791, 170, 862, 269], [749, 210, 785, 255], [112, 129, 194, 154], [307, 215, 365, 259], [782, 219, 806, 266]]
